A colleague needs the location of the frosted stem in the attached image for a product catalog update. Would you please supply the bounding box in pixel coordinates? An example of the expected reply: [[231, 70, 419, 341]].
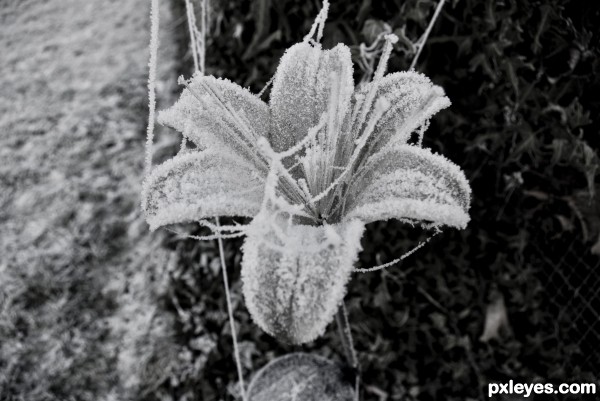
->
[[336, 302, 360, 400], [410, 0, 445, 70], [184, 0, 200, 72], [216, 217, 247, 401], [180, 136, 188, 152], [184, 0, 207, 74], [184, 6, 246, 397], [145, 0, 160, 176], [373, 34, 398, 82], [303, 0, 330, 43], [354, 229, 441, 273], [200, 0, 207, 74]]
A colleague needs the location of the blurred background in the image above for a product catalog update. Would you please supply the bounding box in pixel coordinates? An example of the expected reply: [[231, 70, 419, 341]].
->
[[1, 0, 599, 400]]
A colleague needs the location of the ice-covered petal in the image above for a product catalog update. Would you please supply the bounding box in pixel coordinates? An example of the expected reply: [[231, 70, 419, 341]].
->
[[352, 71, 450, 154], [248, 353, 354, 401], [344, 144, 471, 229], [241, 211, 364, 344], [142, 150, 265, 231], [269, 42, 354, 152], [158, 74, 269, 168]]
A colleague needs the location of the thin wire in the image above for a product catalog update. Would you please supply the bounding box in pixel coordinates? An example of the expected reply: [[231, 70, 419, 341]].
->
[[315, 0, 330, 42], [256, 75, 274, 99], [145, 0, 160, 176], [167, 227, 245, 241], [410, 0, 445, 70], [355, 230, 441, 273], [200, 0, 207, 74], [336, 302, 360, 400], [184, 0, 200, 72], [216, 217, 247, 401]]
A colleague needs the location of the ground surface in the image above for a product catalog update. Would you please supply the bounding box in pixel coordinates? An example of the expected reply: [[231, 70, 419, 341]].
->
[[0, 1, 180, 399]]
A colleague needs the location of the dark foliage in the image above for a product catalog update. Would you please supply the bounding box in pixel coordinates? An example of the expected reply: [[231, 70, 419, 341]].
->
[[160, 0, 600, 400]]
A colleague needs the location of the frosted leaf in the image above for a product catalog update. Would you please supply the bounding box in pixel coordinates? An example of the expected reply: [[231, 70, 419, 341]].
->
[[352, 71, 450, 155], [248, 353, 354, 401], [142, 150, 265, 231], [158, 74, 270, 169], [241, 206, 364, 344], [345, 144, 471, 229], [269, 42, 354, 152]]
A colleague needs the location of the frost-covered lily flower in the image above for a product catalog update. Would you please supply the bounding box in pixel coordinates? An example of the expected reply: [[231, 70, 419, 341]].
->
[[142, 15, 471, 344]]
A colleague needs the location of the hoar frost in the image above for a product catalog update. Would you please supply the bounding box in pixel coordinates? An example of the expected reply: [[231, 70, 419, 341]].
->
[[142, 13, 471, 344]]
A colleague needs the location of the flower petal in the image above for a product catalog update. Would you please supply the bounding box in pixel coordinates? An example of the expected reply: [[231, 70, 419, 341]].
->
[[344, 144, 471, 229], [269, 42, 354, 152], [241, 211, 364, 344], [158, 75, 269, 167], [142, 150, 265, 231], [248, 353, 354, 401], [353, 71, 450, 153]]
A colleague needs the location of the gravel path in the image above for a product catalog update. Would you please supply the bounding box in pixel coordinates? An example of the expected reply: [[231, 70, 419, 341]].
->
[[0, 1, 180, 399]]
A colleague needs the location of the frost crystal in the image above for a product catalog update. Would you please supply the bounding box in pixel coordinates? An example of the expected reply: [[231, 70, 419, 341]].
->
[[142, 5, 472, 344]]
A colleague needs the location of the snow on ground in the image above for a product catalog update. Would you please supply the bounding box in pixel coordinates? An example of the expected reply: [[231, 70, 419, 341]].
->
[[0, 0, 181, 399]]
